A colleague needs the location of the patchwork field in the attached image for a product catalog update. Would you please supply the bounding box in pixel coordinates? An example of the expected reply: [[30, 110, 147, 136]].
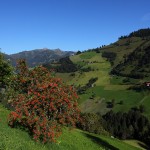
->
[[57, 51, 150, 118]]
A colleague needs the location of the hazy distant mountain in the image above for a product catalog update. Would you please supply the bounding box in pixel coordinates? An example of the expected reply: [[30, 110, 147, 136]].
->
[[4, 48, 74, 67]]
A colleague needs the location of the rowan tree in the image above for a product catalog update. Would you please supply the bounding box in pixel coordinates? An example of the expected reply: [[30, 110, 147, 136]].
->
[[8, 59, 81, 143]]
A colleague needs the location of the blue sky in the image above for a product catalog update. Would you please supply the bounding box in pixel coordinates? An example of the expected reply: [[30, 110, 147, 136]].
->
[[0, 0, 150, 54]]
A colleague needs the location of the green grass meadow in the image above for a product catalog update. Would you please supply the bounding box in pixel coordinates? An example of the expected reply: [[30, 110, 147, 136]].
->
[[0, 104, 141, 150], [62, 51, 150, 118]]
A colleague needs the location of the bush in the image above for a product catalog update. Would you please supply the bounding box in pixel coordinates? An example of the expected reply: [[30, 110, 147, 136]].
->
[[77, 77, 98, 94], [0, 53, 13, 88], [0, 53, 13, 104], [102, 52, 116, 65], [8, 59, 81, 143], [80, 66, 93, 72], [77, 113, 109, 136]]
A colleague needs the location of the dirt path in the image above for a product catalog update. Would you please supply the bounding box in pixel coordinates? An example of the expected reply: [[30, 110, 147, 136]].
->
[[139, 96, 148, 104]]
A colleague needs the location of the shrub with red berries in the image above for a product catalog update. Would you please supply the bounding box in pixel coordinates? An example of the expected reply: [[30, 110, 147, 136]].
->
[[8, 59, 81, 143]]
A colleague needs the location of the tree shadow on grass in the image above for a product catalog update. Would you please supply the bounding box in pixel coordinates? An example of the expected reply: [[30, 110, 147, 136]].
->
[[83, 132, 119, 150], [138, 142, 149, 150]]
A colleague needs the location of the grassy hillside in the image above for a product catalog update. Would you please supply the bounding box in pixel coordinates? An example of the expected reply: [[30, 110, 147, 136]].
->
[[111, 40, 150, 79], [101, 37, 144, 67], [0, 104, 142, 150], [69, 51, 111, 86], [55, 51, 150, 119], [100, 29, 150, 80]]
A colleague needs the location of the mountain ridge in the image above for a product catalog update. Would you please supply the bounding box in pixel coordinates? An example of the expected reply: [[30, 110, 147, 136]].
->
[[3, 48, 75, 67]]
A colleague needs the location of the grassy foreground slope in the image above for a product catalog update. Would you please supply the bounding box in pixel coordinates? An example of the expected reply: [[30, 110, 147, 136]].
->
[[0, 104, 141, 150]]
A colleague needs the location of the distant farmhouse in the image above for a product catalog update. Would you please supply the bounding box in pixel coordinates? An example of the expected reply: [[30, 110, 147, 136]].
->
[[144, 82, 150, 88]]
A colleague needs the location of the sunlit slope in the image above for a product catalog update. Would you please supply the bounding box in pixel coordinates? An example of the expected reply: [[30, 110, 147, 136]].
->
[[56, 50, 150, 119], [70, 51, 111, 86], [0, 105, 140, 150], [101, 37, 150, 80]]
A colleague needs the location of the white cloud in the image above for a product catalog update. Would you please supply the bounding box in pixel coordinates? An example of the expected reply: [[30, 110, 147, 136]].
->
[[142, 13, 150, 21]]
